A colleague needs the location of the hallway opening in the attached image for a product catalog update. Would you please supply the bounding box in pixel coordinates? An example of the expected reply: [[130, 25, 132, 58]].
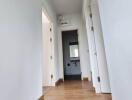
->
[[41, 0, 112, 99], [62, 30, 81, 80], [1, 0, 132, 99]]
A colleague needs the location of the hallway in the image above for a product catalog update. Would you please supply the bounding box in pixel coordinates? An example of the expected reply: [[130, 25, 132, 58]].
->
[[1, 0, 132, 99], [43, 81, 111, 100]]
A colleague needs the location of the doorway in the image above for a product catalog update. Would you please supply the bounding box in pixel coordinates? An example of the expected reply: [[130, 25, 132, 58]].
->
[[62, 30, 81, 80]]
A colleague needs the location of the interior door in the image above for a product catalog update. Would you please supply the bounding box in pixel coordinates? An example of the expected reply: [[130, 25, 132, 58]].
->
[[91, 0, 111, 93], [43, 22, 54, 86], [49, 24, 54, 86], [86, 16, 101, 93]]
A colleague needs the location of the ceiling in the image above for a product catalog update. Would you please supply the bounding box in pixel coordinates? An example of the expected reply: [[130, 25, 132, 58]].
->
[[51, 0, 83, 15]]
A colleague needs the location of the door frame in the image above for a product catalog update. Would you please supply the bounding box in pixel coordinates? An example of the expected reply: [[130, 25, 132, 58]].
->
[[85, 8, 101, 93], [42, 8, 55, 86], [59, 26, 83, 81]]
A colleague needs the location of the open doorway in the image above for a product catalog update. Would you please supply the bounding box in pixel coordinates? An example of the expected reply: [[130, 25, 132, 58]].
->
[[62, 30, 81, 80]]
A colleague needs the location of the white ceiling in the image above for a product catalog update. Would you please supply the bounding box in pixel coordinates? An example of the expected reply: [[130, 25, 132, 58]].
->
[[51, 0, 83, 15]]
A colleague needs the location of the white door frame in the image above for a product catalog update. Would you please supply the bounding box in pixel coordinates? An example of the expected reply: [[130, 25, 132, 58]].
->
[[90, 0, 111, 93], [85, 17, 101, 93], [42, 8, 55, 86], [59, 26, 83, 80]]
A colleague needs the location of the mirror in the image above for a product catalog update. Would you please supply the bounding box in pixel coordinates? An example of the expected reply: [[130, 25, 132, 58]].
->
[[69, 42, 79, 61], [70, 45, 79, 58]]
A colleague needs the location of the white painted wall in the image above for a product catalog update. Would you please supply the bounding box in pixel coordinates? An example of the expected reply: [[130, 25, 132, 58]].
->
[[58, 13, 91, 80], [0, 0, 42, 100], [98, 0, 132, 99], [42, 0, 59, 85]]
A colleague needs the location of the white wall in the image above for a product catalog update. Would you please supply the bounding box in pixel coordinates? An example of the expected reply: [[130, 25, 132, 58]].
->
[[0, 0, 42, 100], [42, 0, 59, 85], [98, 0, 132, 99], [58, 13, 91, 80]]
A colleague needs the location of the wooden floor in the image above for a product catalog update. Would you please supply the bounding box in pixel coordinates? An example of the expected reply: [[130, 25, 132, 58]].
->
[[43, 80, 112, 100]]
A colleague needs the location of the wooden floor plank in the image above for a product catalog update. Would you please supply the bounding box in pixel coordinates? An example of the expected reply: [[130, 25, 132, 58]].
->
[[43, 80, 112, 100]]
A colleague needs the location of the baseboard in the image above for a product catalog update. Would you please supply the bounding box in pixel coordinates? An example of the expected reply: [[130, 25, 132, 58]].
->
[[83, 77, 89, 81], [55, 78, 64, 86], [64, 75, 81, 80], [101, 93, 112, 94], [38, 95, 44, 100]]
